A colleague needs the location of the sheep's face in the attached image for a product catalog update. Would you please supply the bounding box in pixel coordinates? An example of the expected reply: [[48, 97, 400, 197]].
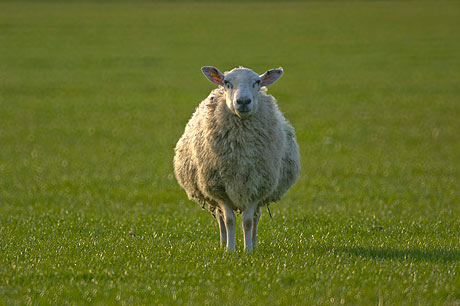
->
[[221, 68, 261, 118], [202, 66, 283, 119]]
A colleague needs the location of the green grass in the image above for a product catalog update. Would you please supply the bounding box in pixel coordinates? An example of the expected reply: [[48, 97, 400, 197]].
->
[[1, 1, 460, 305]]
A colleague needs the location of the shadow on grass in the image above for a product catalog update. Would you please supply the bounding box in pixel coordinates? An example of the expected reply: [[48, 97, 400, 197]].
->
[[338, 246, 460, 263]]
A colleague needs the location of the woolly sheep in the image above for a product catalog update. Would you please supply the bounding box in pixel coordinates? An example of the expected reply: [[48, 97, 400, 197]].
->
[[173, 66, 300, 252]]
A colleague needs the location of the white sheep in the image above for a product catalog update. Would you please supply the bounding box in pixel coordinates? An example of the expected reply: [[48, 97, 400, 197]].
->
[[173, 66, 300, 252]]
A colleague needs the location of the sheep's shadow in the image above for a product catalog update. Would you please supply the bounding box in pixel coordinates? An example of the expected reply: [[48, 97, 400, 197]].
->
[[336, 246, 460, 263]]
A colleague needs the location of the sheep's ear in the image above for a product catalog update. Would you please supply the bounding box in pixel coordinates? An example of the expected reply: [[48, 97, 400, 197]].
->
[[260, 68, 283, 86], [201, 66, 224, 85]]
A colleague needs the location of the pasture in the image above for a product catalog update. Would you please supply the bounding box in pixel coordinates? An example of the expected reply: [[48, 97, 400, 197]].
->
[[1, 1, 459, 304]]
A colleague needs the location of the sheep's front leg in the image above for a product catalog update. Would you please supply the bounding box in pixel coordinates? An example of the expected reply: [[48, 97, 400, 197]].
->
[[242, 206, 256, 252], [252, 206, 261, 248], [221, 204, 236, 251], [216, 209, 227, 247]]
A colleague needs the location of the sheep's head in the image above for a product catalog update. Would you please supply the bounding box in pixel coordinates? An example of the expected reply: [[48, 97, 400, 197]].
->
[[201, 66, 283, 118]]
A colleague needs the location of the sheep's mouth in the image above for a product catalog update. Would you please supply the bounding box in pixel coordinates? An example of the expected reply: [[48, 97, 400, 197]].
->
[[235, 109, 252, 118], [235, 103, 253, 115]]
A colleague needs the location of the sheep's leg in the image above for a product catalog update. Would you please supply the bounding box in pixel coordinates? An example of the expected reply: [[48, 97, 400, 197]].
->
[[242, 206, 256, 252], [252, 206, 261, 248], [221, 204, 236, 251], [216, 210, 227, 247]]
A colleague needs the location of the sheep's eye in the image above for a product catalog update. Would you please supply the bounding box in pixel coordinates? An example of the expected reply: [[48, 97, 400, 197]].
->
[[223, 80, 232, 88], [253, 80, 261, 88]]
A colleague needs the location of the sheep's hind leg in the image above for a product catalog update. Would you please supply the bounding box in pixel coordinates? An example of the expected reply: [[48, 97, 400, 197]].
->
[[221, 203, 236, 251], [242, 206, 256, 252], [252, 206, 261, 249], [216, 209, 227, 247]]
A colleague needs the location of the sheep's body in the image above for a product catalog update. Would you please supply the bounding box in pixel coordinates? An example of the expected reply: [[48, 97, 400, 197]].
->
[[174, 87, 299, 211], [173, 66, 300, 251]]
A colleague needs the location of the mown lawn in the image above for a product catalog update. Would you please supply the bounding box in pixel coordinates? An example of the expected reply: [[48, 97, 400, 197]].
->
[[1, 1, 459, 305]]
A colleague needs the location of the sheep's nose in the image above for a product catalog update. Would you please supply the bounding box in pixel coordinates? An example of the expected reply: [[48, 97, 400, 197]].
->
[[236, 98, 251, 106]]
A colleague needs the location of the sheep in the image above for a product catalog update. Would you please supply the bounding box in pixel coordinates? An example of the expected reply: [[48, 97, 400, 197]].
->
[[173, 66, 300, 252]]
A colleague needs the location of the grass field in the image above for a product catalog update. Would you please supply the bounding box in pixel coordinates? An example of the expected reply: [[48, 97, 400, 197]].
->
[[1, 1, 460, 305]]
